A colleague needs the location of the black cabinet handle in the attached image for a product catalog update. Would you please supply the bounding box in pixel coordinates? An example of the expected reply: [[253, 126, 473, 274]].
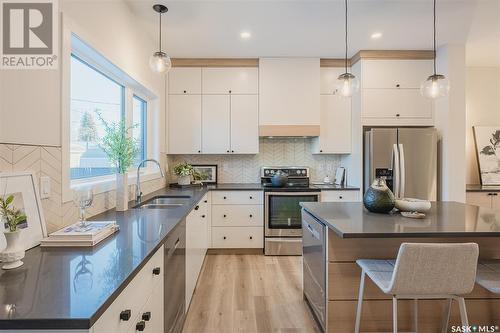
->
[[249, 236, 253, 240], [142, 312, 151, 321], [195, 205, 199, 210], [229, 90, 232, 93], [204, 200, 208, 203], [120, 309, 131, 321], [136, 321, 146, 331], [231, 150, 234, 153], [396, 114, 400, 117], [495, 193, 499, 196], [223, 214, 227, 218], [396, 84, 400, 88], [183, 90, 187, 93], [339, 196, 343, 199], [152, 267, 161, 275], [320, 149, 323, 153], [249, 196, 253, 199], [198, 150, 201, 153], [202, 215, 206, 218], [226, 150, 230, 153], [223, 196, 227, 199], [249, 214, 253, 218], [223, 236, 227, 240]]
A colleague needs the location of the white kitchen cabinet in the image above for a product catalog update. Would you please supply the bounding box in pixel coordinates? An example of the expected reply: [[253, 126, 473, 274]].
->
[[211, 226, 264, 248], [362, 89, 433, 120], [168, 95, 202, 154], [202, 95, 231, 154], [466, 191, 500, 209], [312, 94, 351, 154], [362, 60, 433, 89], [320, 67, 344, 94], [259, 58, 320, 126], [212, 205, 263, 227], [168, 67, 202, 94], [186, 196, 209, 309], [230, 95, 259, 154], [202, 67, 258, 94], [211, 191, 263, 205], [321, 190, 360, 202]]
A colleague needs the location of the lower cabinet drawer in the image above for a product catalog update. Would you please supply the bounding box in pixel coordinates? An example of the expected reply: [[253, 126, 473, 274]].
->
[[93, 245, 164, 333], [212, 227, 263, 248], [321, 190, 360, 202], [212, 205, 263, 227]]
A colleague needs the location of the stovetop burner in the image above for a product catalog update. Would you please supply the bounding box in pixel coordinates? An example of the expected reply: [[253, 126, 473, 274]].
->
[[261, 166, 318, 191]]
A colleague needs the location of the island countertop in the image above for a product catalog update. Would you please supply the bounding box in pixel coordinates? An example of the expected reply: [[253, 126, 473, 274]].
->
[[300, 201, 500, 238]]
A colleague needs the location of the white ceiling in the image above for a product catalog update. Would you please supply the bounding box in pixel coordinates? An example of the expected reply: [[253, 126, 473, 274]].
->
[[125, 0, 500, 66]]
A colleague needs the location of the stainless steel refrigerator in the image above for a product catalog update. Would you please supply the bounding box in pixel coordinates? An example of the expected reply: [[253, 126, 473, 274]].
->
[[364, 128, 437, 200]]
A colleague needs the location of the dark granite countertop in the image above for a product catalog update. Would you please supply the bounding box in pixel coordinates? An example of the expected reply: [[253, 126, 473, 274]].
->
[[466, 184, 500, 192], [309, 184, 360, 191], [0, 186, 209, 330], [207, 183, 264, 191], [301, 201, 500, 238]]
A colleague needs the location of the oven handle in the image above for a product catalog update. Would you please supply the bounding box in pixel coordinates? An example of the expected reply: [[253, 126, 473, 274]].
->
[[265, 192, 321, 197]]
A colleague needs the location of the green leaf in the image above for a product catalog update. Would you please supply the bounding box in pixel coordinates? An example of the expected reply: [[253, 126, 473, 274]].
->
[[5, 195, 14, 205]]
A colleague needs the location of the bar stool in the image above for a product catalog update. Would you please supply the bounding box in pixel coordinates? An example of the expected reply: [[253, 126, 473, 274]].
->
[[354, 242, 479, 333]]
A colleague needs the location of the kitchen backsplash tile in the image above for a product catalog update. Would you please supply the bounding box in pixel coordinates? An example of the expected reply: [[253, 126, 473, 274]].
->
[[168, 138, 343, 183]]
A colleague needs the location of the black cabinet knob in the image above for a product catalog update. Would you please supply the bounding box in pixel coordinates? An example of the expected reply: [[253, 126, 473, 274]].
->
[[229, 90, 232, 93], [231, 150, 234, 153], [152, 267, 161, 275], [204, 200, 208, 203], [223, 214, 227, 218], [320, 150, 323, 153], [195, 205, 199, 210], [249, 236, 253, 240], [249, 196, 253, 199], [249, 214, 253, 218], [120, 309, 131, 321], [396, 84, 401, 88], [142, 312, 151, 321], [202, 215, 206, 218], [396, 114, 400, 117], [223, 236, 227, 240], [495, 193, 499, 196], [183, 90, 187, 93], [198, 150, 201, 153], [223, 196, 227, 199], [339, 196, 343, 199], [136, 321, 146, 331]]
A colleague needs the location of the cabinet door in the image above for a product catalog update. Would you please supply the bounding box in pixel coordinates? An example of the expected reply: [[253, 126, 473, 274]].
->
[[466, 192, 493, 208], [202, 95, 231, 154], [315, 94, 351, 153], [363, 89, 433, 119], [202, 68, 258, 94], [320, 67, 344, 95], [168, 95, 202, 154], [168, 68, 202, 94], [230, 95, 259, 154], [321, 190, 360, 202], [142, 282, 164, 333], [185, 212, 198, 308], [362, 60, 433, 89]]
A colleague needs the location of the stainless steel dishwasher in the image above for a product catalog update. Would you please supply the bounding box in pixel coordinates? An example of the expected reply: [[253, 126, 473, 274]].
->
[[302, 209, 327, 333], [164, 218, 186, 333]]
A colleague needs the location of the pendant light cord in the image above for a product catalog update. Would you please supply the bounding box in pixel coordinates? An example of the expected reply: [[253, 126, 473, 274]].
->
[[159, 11, 162, 53], [433, 0, 437, 75], [344, 0, 348, 73]]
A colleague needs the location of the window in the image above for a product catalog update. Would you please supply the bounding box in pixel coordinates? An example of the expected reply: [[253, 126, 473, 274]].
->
[[133, 95, 147, 165], [70, 55, 124, 180]]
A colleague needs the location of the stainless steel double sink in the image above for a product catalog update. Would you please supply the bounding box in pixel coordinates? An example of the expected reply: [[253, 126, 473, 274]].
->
[[134, 195, 192, 209]]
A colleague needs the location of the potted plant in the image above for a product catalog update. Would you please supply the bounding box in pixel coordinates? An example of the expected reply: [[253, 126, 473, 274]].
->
[[173, 163, 200, 185], [0, 194, 27, 270], [97, 112, 139, 211]]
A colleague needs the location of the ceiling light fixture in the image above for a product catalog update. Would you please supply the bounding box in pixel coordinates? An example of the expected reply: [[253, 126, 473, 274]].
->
[[149, 4, 171, 74], [371, 32, 383, 39], [336, 0, 359, 98], [420, 0, 449, 99], [240, 31, 251, 39]]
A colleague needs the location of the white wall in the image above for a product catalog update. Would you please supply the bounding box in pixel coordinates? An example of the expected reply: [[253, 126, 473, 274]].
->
[[466, 67, 500, 184]]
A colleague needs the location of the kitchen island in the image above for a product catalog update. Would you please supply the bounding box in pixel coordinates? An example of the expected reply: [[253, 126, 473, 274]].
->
[[301, 201, 500, 333]]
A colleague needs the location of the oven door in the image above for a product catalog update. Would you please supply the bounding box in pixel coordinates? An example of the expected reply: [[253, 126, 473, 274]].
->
[[265, 192, 320, 237]]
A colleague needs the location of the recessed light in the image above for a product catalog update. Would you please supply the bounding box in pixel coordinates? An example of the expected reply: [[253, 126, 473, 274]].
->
[[371, 32, 383, 39], [240, 31, 251, 39]]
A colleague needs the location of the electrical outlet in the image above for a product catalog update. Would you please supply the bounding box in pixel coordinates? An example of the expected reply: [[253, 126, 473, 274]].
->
[[40, 176, 50, 199]]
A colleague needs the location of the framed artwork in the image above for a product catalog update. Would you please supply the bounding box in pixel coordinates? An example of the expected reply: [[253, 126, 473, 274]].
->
[[192, 165, 218, 184], [0, 172, 47, 251], [473, 126, 500, 186]]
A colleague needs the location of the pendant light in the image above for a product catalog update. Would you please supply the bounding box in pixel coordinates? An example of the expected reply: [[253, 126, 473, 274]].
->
[[336, 0, 359, 97], [420, 0, 450, 99], [149, 4, 172, 74]]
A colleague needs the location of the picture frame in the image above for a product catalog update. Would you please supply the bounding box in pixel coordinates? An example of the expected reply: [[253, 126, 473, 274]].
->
[[473, 126, 500, 186], [0, 172, 47, 251], [192, 164, 218, 184]]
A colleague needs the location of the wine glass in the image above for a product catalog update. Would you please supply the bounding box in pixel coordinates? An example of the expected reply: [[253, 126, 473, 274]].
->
[[73, 187, 94, 230]]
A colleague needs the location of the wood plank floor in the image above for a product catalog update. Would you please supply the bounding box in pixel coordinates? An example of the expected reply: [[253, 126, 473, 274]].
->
[[183, 254, 320, 333]]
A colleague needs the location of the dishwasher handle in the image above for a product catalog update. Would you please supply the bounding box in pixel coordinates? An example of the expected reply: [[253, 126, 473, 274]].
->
[[305, 223, 321, 240]]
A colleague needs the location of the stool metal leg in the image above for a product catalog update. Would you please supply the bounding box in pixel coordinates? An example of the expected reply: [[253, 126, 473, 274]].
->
[[441, 299, 452, 333], [413, 299, 418, 333], [457, 297, 469, 327], [393, 296, 398, 333], [354, 271, 366, 333]]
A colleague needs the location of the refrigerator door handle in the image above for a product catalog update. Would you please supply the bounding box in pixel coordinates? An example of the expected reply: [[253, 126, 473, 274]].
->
[[399, 143, 406, 198], [392, 144, 400, 198]]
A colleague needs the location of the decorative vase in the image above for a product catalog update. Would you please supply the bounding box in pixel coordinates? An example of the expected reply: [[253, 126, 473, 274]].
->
[[0, 230, 25, 270], [178, 175, 191, 186], [363, 178, 395, 214], [116, 173, 128, 211]]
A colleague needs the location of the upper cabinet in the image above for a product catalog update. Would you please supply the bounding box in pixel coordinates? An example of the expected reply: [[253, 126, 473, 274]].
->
[[168, 68, 202, 94], [259, 58, 320, 128], [168, 95, 202, 154], [202, 68, 258, 94], [362, 60, 433, 89], [231, 95, 259, 154]]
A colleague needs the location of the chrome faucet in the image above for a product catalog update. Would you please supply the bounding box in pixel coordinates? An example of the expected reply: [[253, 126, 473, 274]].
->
[[136, 159, 165, 203]]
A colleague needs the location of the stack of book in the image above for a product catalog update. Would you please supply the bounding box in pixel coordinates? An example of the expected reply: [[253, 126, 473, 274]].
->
[[41, 221, 119, 247]]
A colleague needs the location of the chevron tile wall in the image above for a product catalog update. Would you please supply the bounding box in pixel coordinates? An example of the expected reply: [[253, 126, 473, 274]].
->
[[168, 138, 344, 183], [0, 144, 166, 233]]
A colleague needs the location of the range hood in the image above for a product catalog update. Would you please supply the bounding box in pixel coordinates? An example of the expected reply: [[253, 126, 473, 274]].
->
[[258, 58, 320, 138]]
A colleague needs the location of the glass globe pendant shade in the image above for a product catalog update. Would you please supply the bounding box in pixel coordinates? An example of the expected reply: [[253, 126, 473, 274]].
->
[[420, 74, 450, 99], [149, 51, 171, 73], [336, 72, 360, 97]]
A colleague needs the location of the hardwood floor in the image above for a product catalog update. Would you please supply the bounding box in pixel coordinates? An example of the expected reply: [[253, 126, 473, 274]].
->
[[183, 254, 320, 333]]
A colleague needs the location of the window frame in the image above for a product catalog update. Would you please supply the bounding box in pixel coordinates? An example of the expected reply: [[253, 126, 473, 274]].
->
[[132, 94, 148, 164]]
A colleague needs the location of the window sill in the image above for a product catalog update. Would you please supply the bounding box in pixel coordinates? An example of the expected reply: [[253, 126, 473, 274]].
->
[[69, 168, 164, 198]]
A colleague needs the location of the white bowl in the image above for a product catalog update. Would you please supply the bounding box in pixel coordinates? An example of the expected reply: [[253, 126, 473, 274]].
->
[[395, 198, 432, 213]]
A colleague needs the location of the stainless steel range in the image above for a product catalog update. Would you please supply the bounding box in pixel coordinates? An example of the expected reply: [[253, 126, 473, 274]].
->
[[261, 166, 321, 256]]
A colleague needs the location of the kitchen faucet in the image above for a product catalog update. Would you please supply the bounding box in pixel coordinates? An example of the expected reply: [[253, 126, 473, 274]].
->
[[136, 159, 164, 203]]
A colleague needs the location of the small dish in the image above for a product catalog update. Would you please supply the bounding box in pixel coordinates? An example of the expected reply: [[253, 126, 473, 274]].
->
[[395, 198, 432, 213], [401, 211, 426, 219]]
